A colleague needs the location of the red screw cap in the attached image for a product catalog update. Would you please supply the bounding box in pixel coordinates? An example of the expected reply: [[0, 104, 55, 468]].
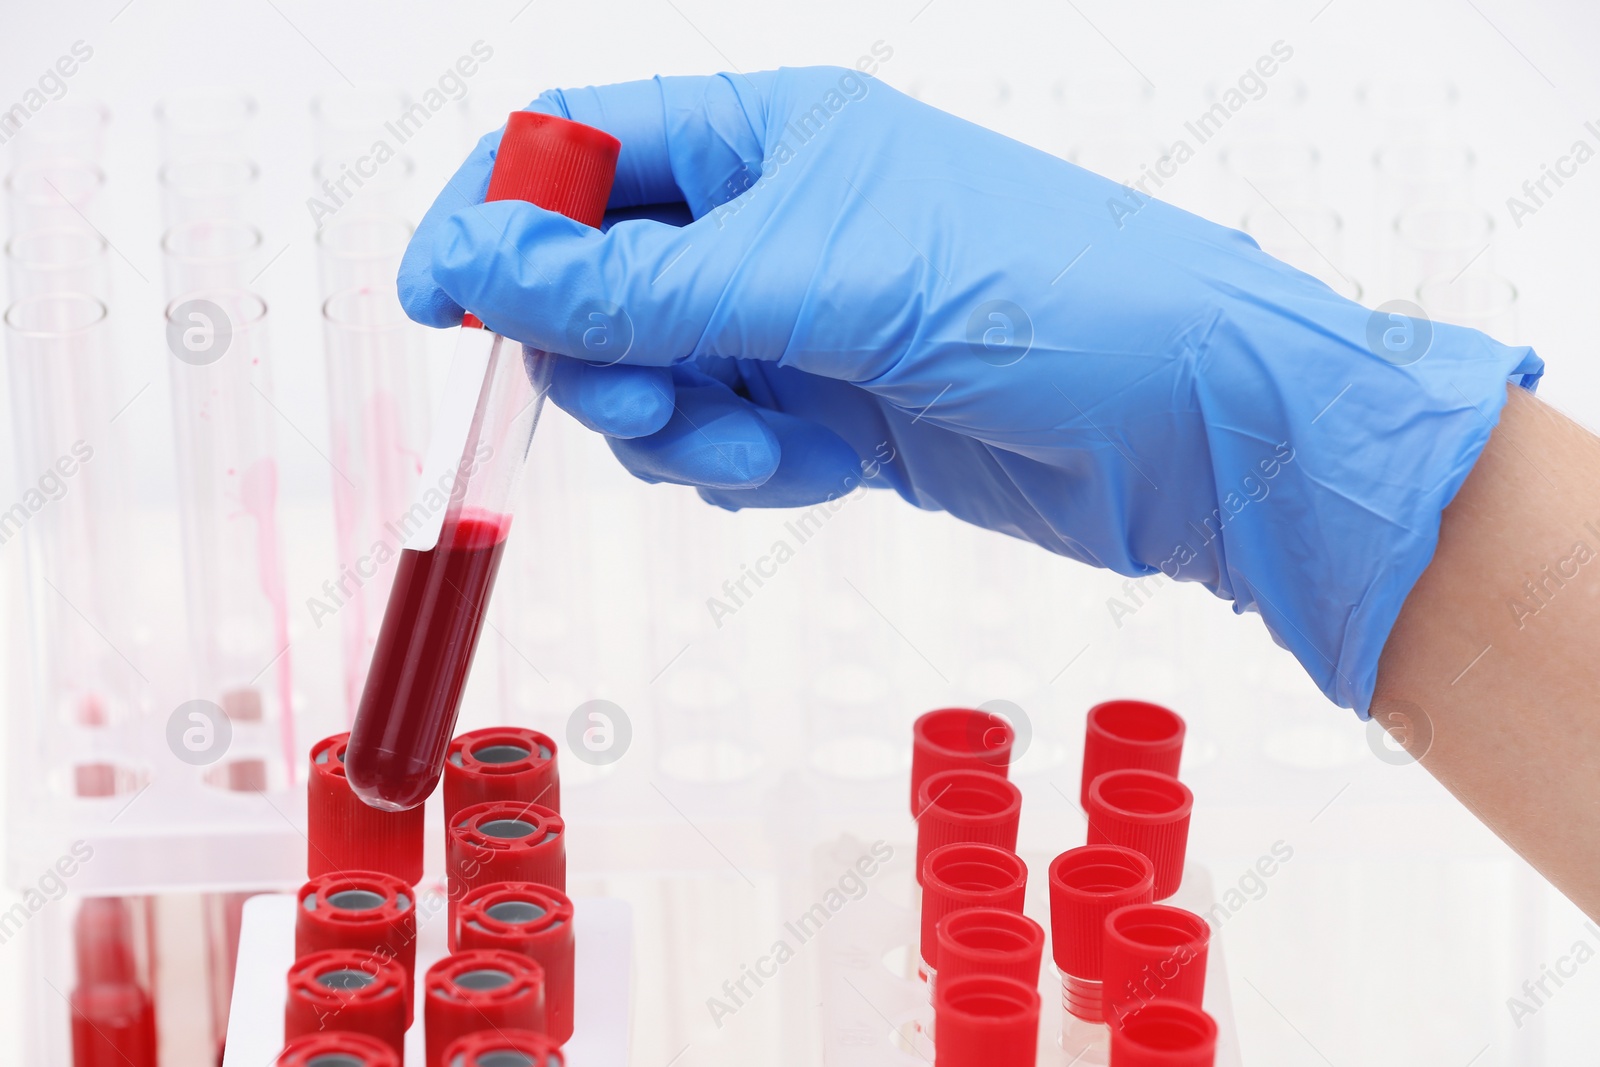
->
[[424, 950, 547, 1067], [447, 801, 566, 933], [1101, 904, 1210, 1030], [462, 112, 620, 331], [910, 708, 1014, 817], [443, 1029, 565, 1067], [487, 111, 618, 226], [283, 949, 408, 1056], [934, 906, 1044, 989], [1086, 769, 1193, 901], [276, 1031, 401, 1067], [455, 881, 576, 1044], [1110, 999, 1218, 1066], [1048, 845, 1156, 1023], [444, 726, 561, 825], [1080, 700, 1186, 808], [915, 769, 1022, 886], [919, 842, 1027, 972], [308, 734, 424, 885], [70, 982, 155, 1067], [933, 973, 1040, 1067], [295, 871, 418, 1024]]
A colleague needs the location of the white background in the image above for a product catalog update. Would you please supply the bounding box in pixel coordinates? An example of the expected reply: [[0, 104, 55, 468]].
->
[[3, 0, 1600, 1064]]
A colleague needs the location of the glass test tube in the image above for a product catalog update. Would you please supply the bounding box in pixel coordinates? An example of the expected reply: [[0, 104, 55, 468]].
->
[[310, 85, 412, 157], [6, 227, 110, 302], [1374, 140, 1475, 208], [1207, 74, 1309, 138], [312, 151, 417, 221], [1418, 269, 1520, 341], [344, 110, 620, 811], [158, 156, 259, 227], [491, 411, 589, 751], [1392, 205, 1494, 298], [321, 286, 432, 720], [315, 212, 413, 297], [1220, 140, 1320, 203], [1242, 203, 1349, 290], [165, 289, 297, 776], [647, 492, 765, 786], [345, 318, 544, 810], [1053, 72, 1154, 161], [161, 219, 264, 299], [5, 158, 105, 233], [7, 101, 110, 165], [1357, 78, 1460, 141], [3, 294, 133, 727], [155, 90, 257, 159]]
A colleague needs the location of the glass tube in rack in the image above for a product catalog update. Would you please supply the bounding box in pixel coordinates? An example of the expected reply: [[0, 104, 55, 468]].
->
[[164, 289, 296, 775]]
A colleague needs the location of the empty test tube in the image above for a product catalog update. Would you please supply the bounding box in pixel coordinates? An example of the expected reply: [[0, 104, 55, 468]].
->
[[161, 219, 264, 299], [314, 212, 413, 296], [6, 158, 105, 234], [6, 227, 110, 301], [155, 90, 256, 159], [4, 293, 131, 726], [166, 289, 296, 773]]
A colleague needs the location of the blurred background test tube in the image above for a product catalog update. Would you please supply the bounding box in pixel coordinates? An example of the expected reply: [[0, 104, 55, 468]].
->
[[158, 156, 260, 227], [164, 288, 296, 773], [344, 110, 620, 811], [310, 84, 413, 157], [1419, 268, 1521, 341], [154, 89, 257, 159], [6, 100, 110, 165], [320, 285, 431, 720], [161, 219, 264, 296], [3, 293, 133, 729], [314, 212, 414, 296], [5, 158, 105, 234], [6, 227, 110, 302]]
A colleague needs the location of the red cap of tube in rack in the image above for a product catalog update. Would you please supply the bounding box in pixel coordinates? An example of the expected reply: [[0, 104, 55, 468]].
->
[[454, 880, 577, 1044], [444, 725, 561, 824], [1079, 699, 1186, 807], [1110, 999, 1220, 1067], [918, 841, 1027, 971], [275, 1031, 401, 1067], [933, 973, 1040, 1067], [1100, 903, 1211, 1027], [914, 767, 1022, 884], [283, 948, 408, 1056], [1085, 768, 1193, 901], [442, 1028, 565, 1067], [909, 707, 1014, 817], [424, 949, 547, 1067], [295, 870, 418, 1023], [933, 906, 1044, 989], [307, 733, 424, 884]]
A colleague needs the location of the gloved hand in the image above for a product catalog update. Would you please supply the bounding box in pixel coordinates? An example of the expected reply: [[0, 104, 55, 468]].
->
[[397, 66, 1541, 715]]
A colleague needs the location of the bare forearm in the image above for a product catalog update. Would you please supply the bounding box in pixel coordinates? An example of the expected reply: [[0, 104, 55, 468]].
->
[[1376, 385, 1600, 918]]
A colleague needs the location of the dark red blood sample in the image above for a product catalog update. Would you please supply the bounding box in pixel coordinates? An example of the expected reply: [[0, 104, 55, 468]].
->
[[74, 897, 139, 986], [70, 982, 156, 1067], [346, 510, 510, 811]]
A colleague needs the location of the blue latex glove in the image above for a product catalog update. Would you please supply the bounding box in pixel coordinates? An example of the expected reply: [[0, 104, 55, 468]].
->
[[398, 66, 1542, 715]]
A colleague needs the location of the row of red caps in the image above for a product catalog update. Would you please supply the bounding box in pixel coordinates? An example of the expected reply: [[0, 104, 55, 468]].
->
[[911, 701, 1215, 1067], [274, 727, 574, 1067]]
